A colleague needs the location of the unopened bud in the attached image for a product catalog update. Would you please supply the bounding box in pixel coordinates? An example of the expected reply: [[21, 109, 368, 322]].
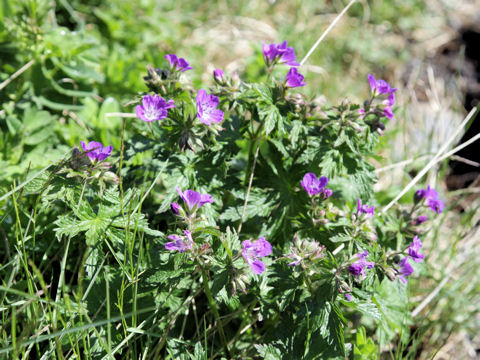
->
[[385, 267, 397, 282], [213, 69, 226, 85], [231, 71, 241, 90]]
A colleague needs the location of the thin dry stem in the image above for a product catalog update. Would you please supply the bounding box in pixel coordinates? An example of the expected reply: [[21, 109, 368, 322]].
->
[[104, 112, 137, 118], [382, 106, 478, 213], [299, 0, 357, 66], [0, 59, 35, 91], [412, 226, 480, 318]]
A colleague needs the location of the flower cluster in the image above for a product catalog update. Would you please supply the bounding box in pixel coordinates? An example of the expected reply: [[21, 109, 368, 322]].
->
[[136, 54, 225, 131], [368, 74, 397, 121], [142, 45, 445, 299], [286, 235, 325, 267], [360, 74, 397, 128], [415, 185, 444, 213], [395, 235, 425, 283], [168, 190, 274, 274], [300, 173, 332, 199], [262, 41, 306, 89], [80, 141, 113, 163], [242, 237, 272, 274]]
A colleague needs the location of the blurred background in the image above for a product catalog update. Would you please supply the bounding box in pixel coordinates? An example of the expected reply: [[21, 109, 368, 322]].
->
[[1, 0, 479, 358]]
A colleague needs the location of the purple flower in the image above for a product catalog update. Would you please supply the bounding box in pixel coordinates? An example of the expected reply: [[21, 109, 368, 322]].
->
[[196, 89, 224, 125], [170, 202, 181, 215], [414, 215, 428, 225], [165, 230, 193, 253], [397, 257, 414, 284], [136, 95, 175, 122], [242, 237, 272, 274], [368, 74, 397, 96], [262, 41, 299, 67], [321, 188, 333, 200], [80, 141, 113, 162], [415, 185, 438, 201], [164, 54, 193, 72], [176, 187, 213, 211], [213, 69, 225, 84], [408, 235, 425, 263], [357, 199, 375, 218], [344, 293, 352, 301], [415, 186, 444, 214], [300, 173, 328, 196], [383, 106, 394, 120], [348, 250, 375, 277], [427, 197, 444, 214], [380, 92, 396, 120], [285, 67, 306, 88]]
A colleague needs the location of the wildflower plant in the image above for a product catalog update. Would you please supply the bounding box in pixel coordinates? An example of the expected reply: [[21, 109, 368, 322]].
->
[[2, 39, 449, 360]]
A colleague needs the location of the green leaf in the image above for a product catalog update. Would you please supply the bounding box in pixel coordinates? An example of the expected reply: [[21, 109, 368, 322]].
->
[[353, 327, 378, 360]]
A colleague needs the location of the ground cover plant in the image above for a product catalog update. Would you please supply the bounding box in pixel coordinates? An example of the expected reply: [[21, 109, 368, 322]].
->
[[1, 1, 479, 359]]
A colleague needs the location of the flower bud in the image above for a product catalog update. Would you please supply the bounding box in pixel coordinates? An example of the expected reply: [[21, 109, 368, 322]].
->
[[213, 69, 226, 85], [321, 188, 333, 200], [366, 231, 377, 242], [413, 215, 428, 225], [385, 267, 397, 281], [231, 71, 241, 90], [170, 202, 182, 216]]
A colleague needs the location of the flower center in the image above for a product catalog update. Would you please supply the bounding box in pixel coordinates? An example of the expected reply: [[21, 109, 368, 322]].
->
[[145, 105, 159, 120]]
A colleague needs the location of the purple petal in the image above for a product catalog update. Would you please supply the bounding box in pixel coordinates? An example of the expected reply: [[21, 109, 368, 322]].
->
[[183, 190, 201, 210], [177, 57, 193, 71], [253, 237, 272, 257], [135, 105, 147, 122], [348, 263, 364, 276], [250, 260, 266, 274], [399, 257, 414, 278], [285, 67, 306, 88], [96, 145, 113, 161], [165, 54, 178, 68], [196, 89, 207, 104], [357, 198, 362, 212], [383, 106, 394, 120], [318, 176, 328, 188], [321, 188, 333, 199], [301, 172, 322, 196], [414, 215, 428, 225], [288, 259, 301, 266], [368, 74, 377, 92], [199, 193, 213, 206], [166, 99, 175, 109], [170, 203, 180, 215]]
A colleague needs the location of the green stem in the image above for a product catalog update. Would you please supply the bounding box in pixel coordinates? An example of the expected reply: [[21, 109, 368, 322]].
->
[[200, 266, 230, 358]]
